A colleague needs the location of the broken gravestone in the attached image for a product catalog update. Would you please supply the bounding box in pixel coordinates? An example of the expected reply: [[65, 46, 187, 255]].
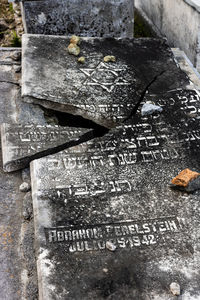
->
[[1, 123, 90, 172], [30, 81, 200, 299], [22, 35, 189, 128], [18, 0, 134, 37]]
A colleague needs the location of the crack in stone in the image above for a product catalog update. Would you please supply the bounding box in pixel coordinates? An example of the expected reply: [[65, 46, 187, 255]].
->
[[0, 80, 20, 86], [123, 70, 166, 122]]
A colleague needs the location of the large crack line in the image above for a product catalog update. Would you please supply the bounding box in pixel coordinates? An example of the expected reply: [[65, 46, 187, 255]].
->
[[0, 80, 20, 86], [123, 70, 166, 122]]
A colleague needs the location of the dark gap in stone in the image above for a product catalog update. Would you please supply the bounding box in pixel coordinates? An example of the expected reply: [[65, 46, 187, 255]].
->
[[7, 108, 110, 171], [52, 110, 105, 129], [43, 108, 110, 137], [10, 128, 109, 172]]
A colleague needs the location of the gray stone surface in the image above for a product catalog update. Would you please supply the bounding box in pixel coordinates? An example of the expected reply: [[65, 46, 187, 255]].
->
[[31, 85, 200, 299], [1, 123, 90, 172], [0, 47, 46, 125], [20, 0, 134, 37], [22, 35, 189, 128], [0, 47, 47, 299], [0, 146, 24, 300], [172, 48, 200, 90]]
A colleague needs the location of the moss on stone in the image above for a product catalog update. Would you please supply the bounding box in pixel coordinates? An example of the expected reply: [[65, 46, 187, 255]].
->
[[134, 10, 156, 38]]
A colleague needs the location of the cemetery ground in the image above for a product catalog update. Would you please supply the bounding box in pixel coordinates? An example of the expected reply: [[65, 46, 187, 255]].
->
[[0, 0, 22, 47]]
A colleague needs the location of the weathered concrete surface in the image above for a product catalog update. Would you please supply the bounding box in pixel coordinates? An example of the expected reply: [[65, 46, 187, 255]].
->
[[1, 123, 90, 172], [20, 0, 134, 38], [22, 35, 189, 128], [135, 0, 200, 72], [30, 75, 200, 300]]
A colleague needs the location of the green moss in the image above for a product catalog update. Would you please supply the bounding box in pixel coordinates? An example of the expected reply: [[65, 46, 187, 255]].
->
[[134, 10, 156, 38], [8, 3, 14, 13], [10, 30, 21, 47]]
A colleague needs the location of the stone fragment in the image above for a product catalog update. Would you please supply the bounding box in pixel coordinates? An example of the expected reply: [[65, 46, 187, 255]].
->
[[103, 55, 116, 62], [67, 43, 80, 56], [19, 182, 31, 192], [21, 0, 134, 37], [78, 56, 85, 64], [103, 268, 108, 273], [171, 169, 200, 188], [141, 103, 163, 116], [170, 282, 181, 296], [70, 35, 81, 45], [106, 241, 117, 251], [22, 35, 189, 128], [1, 123, 90, 172], [104, 55, 116, 63]]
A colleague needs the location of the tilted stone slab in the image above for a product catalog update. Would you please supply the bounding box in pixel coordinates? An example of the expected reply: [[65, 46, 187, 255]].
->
[[1, 124, 90, 172], [22, 35, 189, 128], [30, 86, 200, 299], [20, 0, 134, 37]]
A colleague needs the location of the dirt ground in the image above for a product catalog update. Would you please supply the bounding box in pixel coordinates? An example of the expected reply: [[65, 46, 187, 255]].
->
[[0, 0, 23, 47]]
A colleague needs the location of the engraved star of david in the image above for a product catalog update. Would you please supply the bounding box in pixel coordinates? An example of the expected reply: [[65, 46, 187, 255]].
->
[[80, 62, 130, 93]]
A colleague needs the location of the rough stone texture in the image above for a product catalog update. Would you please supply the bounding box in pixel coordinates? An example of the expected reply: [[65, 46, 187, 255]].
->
[[0, 47, 47, 299], [1, 123, 90, 172], [0, 146, 24, 300], [22, 35, 189, 128], [23, 191, 33, 220], [30, 84, 200, 299], [20, 0, 134, 38]]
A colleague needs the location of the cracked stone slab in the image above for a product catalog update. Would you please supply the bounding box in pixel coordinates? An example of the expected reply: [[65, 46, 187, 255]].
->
[[22, 35, 189, 128], [20, 0, 134, 37], [30, 85, 200, 299], [1, 123, 90, 172]]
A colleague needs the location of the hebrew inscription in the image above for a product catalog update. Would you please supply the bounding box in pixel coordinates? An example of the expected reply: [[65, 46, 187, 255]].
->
[[1, 124, 89, 172]]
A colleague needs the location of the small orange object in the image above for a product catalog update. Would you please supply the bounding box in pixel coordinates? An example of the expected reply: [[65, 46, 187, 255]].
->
[[171, 168, 200, 187]]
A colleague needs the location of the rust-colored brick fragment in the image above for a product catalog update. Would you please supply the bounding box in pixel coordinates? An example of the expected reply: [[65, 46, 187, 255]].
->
[[171, 168, 200, 187]]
